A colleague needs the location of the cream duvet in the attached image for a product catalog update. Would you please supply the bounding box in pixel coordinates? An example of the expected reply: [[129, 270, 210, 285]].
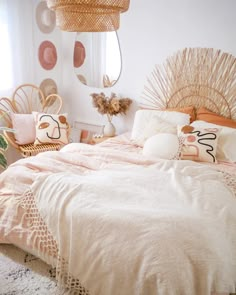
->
[[0, 137, 236, 295]]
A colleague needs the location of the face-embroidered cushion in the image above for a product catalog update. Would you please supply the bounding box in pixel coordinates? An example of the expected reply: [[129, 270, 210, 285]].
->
[[33, 112, 69, 145], [11, 113, 36, 145], [178, 125, 220, 163]]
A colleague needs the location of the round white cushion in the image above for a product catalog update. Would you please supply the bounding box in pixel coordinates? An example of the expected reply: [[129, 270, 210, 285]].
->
[[142, 133, 179, 159]]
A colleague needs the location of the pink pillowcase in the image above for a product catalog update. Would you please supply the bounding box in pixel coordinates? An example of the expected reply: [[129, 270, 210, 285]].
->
[[11, 113, 36, 145]]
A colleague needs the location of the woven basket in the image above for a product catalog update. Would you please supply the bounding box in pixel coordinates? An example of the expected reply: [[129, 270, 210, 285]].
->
[[47, 0, 129, 11], [46, 0, 130, 31]]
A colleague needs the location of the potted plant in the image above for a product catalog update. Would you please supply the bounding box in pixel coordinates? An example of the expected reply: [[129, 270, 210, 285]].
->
[[0, 126, 15, 169]]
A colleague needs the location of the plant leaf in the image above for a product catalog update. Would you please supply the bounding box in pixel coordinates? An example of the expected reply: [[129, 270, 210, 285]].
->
[[0, 134, 8, 151], [0, 151, 7, 169], [0, 127, 16, 132]]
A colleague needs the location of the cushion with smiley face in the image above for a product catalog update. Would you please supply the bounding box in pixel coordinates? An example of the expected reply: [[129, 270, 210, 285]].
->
[[33, 112, 69, 145]]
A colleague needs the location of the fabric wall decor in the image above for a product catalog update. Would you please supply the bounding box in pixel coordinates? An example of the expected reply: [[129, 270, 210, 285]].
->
[[39, 78, 58, 107], [33, 112, 69, 145], [74, 41, 86, 68], [38, 40, 57, 70], [39, 78, 57, 98], [36, 1, 56, 34]]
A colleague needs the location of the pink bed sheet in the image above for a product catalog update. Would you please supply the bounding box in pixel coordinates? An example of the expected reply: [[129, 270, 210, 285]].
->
[[0, 133, 235, 294], [0, 132, 235, 250]]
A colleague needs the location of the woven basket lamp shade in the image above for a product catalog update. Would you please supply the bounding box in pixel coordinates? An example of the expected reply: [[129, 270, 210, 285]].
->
[[46, 0, 130, 32]]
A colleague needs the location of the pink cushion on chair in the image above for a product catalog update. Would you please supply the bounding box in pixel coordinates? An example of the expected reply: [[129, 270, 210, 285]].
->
[[11, 113, 36, 145]]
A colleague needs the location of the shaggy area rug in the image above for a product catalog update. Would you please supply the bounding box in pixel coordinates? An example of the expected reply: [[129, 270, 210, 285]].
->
[[0, 244, 69, 295], [1, 244, 235, 295]]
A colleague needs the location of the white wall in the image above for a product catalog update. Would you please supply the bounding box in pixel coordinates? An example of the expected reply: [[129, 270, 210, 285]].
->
[[58, 0, 236, 134], [4, 0, 236, 165]]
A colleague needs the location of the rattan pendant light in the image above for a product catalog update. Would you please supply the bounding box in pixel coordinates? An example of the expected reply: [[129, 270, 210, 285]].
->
[[46, 0, 130, 32]]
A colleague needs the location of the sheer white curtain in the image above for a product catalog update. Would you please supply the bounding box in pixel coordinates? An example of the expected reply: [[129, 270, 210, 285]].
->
[[0, 0, 35, 165], [0, 0, 34, 97]]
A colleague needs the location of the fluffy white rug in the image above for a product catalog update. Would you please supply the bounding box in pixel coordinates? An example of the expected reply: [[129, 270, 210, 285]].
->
[[0, 244, 69, 295]]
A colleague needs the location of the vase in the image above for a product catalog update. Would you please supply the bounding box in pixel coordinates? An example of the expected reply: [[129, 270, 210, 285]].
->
[[103, 117, 116, 137]]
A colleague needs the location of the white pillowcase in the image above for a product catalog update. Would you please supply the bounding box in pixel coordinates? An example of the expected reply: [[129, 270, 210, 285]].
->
[[131, 110, 190, 146], [191, 120, 236, 163], [143, 133, 180, 160]]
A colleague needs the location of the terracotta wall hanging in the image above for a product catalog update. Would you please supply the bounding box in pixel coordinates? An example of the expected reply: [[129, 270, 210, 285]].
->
[[36, 1, 56, 34], [38, 40, 57, 71]]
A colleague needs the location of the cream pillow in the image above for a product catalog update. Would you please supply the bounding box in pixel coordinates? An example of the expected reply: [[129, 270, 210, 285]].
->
[[131, 110, 190, 146], [191, 120, 236, 163], [143, 133, 180, 160], [33, 112, 69, 145], [178, 125, 221, 163], [11, 113, 36, 145]]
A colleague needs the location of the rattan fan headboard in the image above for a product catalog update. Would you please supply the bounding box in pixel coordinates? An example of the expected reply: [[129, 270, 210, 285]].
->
[[141, 48, 236, 120]]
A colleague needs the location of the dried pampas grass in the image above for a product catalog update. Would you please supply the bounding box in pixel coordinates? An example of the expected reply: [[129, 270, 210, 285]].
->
[[91, 92, 132, 119]]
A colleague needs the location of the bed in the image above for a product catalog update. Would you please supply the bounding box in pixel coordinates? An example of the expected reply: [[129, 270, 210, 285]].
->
[[0, 48, 236, 295]]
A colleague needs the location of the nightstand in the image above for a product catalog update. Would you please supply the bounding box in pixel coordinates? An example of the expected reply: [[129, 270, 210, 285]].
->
[[91, 136, 113, 145]]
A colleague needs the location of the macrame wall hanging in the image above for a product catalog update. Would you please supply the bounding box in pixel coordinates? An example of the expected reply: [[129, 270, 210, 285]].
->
[[46, 0, 130, 32]]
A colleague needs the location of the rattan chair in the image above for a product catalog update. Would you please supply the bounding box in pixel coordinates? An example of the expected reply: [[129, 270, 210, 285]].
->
[[0, 83, 66, 158]]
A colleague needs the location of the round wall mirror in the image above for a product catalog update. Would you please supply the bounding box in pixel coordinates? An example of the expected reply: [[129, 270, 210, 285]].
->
[[73, 31, 122, 88]]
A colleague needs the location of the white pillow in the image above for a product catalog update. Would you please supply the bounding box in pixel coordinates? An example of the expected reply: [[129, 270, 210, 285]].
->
[[191, 120, 236, 163], [131, 110, 190, 146], [143, 133, 180, 160]]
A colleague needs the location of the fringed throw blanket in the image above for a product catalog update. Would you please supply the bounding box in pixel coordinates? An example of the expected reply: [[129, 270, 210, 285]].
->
[[0, 141, 236, 295], [28, 159, 236, 295]]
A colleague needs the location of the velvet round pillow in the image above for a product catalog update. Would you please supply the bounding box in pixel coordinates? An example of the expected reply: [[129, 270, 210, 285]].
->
[[142, 133, 180, 160]]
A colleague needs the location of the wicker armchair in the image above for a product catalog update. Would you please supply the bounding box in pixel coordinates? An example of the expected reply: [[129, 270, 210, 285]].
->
[[0, 83, 67, 158]]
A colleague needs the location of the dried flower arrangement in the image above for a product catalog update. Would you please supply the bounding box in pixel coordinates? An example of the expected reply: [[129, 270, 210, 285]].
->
[[90, 92, 132, 122]]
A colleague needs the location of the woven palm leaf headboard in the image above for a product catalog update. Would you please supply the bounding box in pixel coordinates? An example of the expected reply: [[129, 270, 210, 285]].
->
[[141, 48, 236, 120]]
